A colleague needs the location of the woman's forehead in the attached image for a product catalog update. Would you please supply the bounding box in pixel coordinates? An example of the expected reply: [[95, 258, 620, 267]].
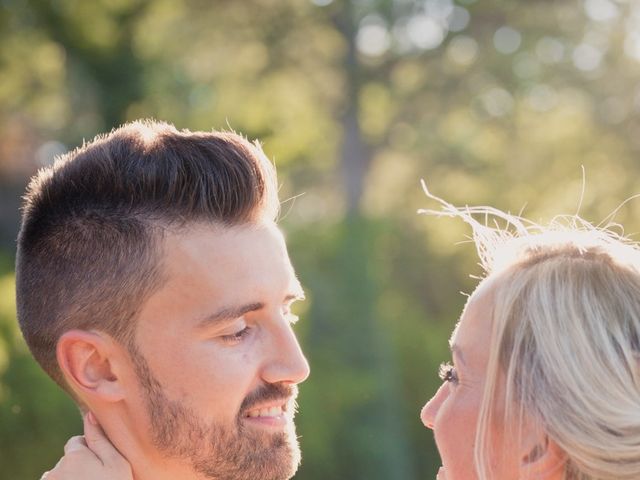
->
[[452, 280, 498, 365]]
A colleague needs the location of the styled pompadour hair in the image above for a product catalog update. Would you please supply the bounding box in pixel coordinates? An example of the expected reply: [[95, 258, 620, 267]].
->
[[16, 119, 279, 390]]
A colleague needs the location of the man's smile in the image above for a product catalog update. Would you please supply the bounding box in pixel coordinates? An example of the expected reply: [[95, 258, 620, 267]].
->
[[242, 398, 293, 429], [245, 404, 286, 418]]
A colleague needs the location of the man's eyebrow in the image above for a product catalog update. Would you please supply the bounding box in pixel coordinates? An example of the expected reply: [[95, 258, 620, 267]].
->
[[196, 291, 304, 330], [196, 302, 264, 329], [450, 343, 466, 366]]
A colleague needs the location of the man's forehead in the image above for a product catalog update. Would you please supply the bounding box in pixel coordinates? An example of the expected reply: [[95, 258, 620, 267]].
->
[[159, 220, 298, 293], [163, 220, 286, 254], [166, 218, 283, 239], [136, 221, 301, 333]]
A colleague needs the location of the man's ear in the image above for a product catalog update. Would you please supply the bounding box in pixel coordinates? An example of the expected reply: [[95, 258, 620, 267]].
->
[[519, 423, 566, 479], [56, 330, 127, 403]]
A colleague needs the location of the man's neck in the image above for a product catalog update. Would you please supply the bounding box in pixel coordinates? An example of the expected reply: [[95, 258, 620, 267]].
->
[[99, 413, 206, 480], [129, 454, 204, 480]]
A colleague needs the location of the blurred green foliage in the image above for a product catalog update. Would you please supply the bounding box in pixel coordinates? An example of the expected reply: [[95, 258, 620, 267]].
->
[[2, 0, 640, 478]]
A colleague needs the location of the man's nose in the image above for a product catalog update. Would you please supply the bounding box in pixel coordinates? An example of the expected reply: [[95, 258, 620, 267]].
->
[[261, 322, 310, 385], [420, 383, 448, 429]]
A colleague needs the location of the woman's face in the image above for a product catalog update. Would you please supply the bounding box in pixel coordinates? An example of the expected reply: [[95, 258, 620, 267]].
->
[[420, 278, 521, 480]]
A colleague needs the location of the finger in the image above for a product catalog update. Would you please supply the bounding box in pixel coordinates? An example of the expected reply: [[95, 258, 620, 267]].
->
[[83, 412, 127, 466], [63, 435, 88, 455]]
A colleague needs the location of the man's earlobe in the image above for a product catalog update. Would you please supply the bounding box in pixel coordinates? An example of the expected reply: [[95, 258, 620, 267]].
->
[[56, 330, 126, 403]]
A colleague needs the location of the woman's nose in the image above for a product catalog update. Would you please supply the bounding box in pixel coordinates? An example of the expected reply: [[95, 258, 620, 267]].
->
[[420, 383, 448, 429]]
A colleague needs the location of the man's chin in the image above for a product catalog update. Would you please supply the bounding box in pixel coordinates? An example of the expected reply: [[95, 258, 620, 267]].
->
[[260, 430, 301, 479], [271, 422, 301, 479], [272, 440, 301, 480], [228, 423, 301, 480], [190, 431, 300, 480]]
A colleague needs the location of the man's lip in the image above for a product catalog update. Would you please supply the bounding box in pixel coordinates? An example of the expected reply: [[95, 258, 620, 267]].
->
[[242, 398, 290, 417]]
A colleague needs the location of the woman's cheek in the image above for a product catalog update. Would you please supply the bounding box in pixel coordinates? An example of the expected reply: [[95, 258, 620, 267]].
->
[[435, 392, 481, 480]]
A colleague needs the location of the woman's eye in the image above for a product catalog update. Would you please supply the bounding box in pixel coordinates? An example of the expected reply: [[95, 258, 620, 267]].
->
[[282, 304, 300, 325], [220, 326, 252, 344], [438, 362, 459, 385]]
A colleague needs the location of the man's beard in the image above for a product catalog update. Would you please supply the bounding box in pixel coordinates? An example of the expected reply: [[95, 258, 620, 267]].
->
[[128, 345, 302, 480]]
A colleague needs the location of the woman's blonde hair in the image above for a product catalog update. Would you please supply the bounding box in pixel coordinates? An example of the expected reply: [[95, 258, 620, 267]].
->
[[421, 185, 640, 480]]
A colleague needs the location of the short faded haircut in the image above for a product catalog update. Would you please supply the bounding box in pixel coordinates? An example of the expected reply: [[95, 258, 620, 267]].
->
[[16, 119, 279, 391]]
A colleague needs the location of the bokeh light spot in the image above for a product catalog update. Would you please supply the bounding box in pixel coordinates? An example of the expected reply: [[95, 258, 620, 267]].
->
[[493, 26, 522, 54], [584, 0, 619, 22], [35, 141, 67, 167], [446, 35, 478, 66], [624, 30, 640, 62], [407, 14, 446, 50], [536, 36, 565, 64], [480, 87, 514, 117], [357, 15, 391, 57], [572, 43, 604, 71], [448, 6, 470, 33]]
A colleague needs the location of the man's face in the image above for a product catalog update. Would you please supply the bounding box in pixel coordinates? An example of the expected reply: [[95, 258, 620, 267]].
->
[[127, 221, 310, 480]]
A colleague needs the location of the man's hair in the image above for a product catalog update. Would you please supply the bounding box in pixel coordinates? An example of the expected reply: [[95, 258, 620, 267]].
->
[[421, 185, 640, 480], [16, 119, 279, 391]]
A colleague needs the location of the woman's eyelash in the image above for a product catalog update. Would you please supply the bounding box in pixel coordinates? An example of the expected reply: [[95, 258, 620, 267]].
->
[[438, 362, 459, 384]]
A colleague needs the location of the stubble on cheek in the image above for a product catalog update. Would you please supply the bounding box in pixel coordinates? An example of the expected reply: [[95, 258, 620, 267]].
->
[[133, 349, 301, 480]]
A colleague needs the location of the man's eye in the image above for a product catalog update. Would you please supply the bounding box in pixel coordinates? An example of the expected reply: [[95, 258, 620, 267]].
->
[[438, 362, 459, 385], [220, 327, 252, 344]]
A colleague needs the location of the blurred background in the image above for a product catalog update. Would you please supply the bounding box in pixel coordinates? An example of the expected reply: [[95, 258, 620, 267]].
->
[[2, 0, 640, 478]]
